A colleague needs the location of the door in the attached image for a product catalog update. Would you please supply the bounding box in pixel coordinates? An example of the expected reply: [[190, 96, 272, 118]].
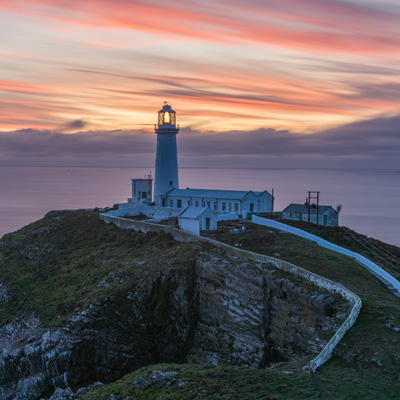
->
[[323, 215, 327, 225], [250, 203, 254, 212], [205, 218, 210, 230], [162, 199, 166, 207]]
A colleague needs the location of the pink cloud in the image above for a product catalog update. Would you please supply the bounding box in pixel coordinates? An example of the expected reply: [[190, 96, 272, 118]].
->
[[1, 0, 399, 56]]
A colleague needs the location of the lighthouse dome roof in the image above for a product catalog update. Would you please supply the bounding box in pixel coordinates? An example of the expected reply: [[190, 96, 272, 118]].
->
[[158, 104, 176, 113]]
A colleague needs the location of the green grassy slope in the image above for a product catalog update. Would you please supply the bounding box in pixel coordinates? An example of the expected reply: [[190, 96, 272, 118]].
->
[[269, 219, 400, 280], [81, 363, 316, 400], [2, 213, 400, 399], [202, 221, 400, 399], [0, 210, 196, 327]]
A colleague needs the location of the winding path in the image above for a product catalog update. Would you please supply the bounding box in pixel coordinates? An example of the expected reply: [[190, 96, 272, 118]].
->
[[251, 216, 400, 298]]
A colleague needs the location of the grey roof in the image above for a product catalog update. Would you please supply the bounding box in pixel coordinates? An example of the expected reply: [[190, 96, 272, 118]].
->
[[179, 206, 216, 219], [166, 188, 270, 200], [158, 104, 176, 113], [282, 203, 337, 214]]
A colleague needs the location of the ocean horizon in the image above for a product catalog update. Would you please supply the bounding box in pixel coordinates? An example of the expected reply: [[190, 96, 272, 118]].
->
[[1, 166, 399, 247]]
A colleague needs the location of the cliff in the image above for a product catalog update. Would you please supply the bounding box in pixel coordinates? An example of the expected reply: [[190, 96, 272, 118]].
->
[[0, 211, 348, 400]]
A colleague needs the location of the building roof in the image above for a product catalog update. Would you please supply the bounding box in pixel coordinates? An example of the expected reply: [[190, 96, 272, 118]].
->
[[179, 206, 216, 219], [158, 103, 176, 113], [166, 188, 270, 200], [282, 203, 337, 215]]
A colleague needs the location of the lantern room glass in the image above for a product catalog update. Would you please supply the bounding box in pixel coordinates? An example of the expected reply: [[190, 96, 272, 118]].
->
[[158, 108, 176, 125]]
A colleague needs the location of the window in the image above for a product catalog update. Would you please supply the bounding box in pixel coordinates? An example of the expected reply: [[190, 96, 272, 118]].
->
[[170, 200, 173, 207], [177, 199, 182, 208], [188, 200, 191, 206], [222, 202, 226, 211], [229, 203, 232, 212], [195, 201, 199, 207], [234, 203, 239, 212], [207, 201, 211, 208], [202, 201, 205, 207], [213, 202, 218, 211], [169, 181, 173, 186], [142, 192, 147, 199]]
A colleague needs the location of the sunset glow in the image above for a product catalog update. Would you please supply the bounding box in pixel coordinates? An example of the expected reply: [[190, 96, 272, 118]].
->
[[1, 0, 399, 133]]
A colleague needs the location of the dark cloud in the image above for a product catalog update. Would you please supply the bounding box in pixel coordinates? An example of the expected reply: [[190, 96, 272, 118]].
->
[[0, 114, 399, 169], [60, 119, 87, 131], [344, 82, 400, 102]]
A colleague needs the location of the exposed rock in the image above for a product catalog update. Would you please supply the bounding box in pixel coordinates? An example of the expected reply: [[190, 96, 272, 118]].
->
[[0, 283, 11, 305], [0, 237, 347, 399], [131, 370, 179, 390], [39, 382, 103, 400]]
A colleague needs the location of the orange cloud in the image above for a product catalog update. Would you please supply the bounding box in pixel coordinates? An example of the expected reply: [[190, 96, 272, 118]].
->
[[1, 0, 400, 57], [1, 0, 399, 133]]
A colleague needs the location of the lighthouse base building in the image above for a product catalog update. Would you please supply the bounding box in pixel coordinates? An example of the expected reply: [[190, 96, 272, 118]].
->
[[161, 188, 272, 216], [126, 103, 273, 231]]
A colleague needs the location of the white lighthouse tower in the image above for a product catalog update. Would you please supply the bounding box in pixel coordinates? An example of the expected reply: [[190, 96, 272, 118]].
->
[[154, 103, 179, 206]]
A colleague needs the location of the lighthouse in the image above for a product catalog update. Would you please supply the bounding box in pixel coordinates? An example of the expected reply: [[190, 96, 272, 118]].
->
[[154, 103, 179, 206]]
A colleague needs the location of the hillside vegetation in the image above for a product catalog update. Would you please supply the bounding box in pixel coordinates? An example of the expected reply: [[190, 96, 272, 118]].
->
[[1, 212, 399, 399], [0, 210, 349, 400], [0, 210, 196, 327], [203, 220, 400, 399]]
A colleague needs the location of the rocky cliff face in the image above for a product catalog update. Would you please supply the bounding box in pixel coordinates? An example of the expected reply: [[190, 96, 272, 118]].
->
[[0, 212, 348, 399]]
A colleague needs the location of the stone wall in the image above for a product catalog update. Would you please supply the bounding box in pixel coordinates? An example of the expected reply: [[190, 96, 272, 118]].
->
[[100, 214, 199, 243], [100, 212, 362, 372], [109, 205, 181, 221]]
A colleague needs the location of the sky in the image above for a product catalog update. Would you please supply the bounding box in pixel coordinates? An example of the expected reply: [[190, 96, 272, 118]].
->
[[1, 0, 400, 168]]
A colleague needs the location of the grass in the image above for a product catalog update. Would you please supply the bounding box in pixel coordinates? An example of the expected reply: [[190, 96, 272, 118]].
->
[[0, 210, 196, 327], [2, 212, 400, 399], [202, 221, 400, 399], [262, 217, 400, 280], [80, 363, 316, 400]]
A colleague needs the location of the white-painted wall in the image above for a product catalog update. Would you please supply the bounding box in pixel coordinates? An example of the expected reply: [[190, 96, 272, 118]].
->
[[154, 132, 179, 206], [257, 192, 274, 213], [179, 209, 217, 235], [179, 218, 200, 235], [111, 204, 181, 220], [282, 209, 338, 226], [252, 216, 400, 297], [199, 208, 218, 230], [165, 192, 272, 214], [130, 179, 152, 206], [217, 213, 239, 221]]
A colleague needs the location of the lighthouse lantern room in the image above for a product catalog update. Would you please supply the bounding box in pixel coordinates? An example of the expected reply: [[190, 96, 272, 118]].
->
[[158, 103, 177, 126], [154, 102, 180, 206]]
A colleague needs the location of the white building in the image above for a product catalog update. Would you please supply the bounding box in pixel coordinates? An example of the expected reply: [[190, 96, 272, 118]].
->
[[128, 103, 274, 216], [282, 204, 339, 226], [164, 188, 272, 216], [128, 177, 153, 206], [179, 206, 217, 235]]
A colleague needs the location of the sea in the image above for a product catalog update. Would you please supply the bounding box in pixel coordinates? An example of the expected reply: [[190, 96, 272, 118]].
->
[[0, 167, 399, 247]]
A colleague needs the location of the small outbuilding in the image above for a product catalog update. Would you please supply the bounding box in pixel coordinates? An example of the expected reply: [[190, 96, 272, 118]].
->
[[178, 206, 217, 236], [282, 203, 339, 226]]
